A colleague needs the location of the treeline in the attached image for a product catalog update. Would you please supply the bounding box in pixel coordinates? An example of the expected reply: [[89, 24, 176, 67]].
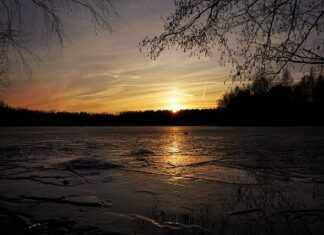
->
[[219, 68, 324, 108], [0, 103, 223, 126], [216, 68, 324, 125], [0, 69, 323, 126]]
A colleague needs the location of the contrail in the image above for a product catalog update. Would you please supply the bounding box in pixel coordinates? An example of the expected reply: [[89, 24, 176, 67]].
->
[[113, 81, 223, 87], [202, 80, 207, 99]]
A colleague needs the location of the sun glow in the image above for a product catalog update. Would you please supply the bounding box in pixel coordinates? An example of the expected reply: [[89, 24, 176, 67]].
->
[[171, 104, 183, 113], [165, 96, 185, 113]]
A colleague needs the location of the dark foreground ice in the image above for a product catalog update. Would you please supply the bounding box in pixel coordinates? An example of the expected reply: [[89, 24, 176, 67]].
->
[[0, 126, 323, 234]]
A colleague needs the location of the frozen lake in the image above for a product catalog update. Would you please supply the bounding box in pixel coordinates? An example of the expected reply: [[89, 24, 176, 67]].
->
[[0, 126, 324, 234]]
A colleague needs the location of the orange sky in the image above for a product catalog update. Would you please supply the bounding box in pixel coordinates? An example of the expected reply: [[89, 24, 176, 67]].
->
[[0, 0, 236, 113]]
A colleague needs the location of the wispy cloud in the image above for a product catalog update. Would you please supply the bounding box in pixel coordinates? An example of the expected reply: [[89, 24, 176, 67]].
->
[[0, 0, 230, 113]]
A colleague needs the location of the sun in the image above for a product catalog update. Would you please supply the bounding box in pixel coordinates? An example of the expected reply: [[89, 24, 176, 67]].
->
[[170, 104, 182, 113], [166, 96, 185, 113]]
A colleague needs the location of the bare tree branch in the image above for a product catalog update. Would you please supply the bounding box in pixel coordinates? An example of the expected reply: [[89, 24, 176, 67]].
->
[[0, 0, 116, 84], [141, 0, 324, 80]]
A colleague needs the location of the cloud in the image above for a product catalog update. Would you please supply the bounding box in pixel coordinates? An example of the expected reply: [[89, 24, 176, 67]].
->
[[1, 0, 230, 113]]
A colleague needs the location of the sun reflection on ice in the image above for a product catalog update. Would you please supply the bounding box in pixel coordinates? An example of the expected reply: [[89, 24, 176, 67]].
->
[[161, 128, 191, 183], [161, 127, 231, 184]]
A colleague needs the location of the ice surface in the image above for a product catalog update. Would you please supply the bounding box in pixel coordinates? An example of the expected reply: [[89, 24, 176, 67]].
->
[[0, 126, 324, 234]]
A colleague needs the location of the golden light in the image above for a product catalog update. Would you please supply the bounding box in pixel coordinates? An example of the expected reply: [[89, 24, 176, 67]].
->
[[171, 104, 182, 113], [167, 97, 184, 113]]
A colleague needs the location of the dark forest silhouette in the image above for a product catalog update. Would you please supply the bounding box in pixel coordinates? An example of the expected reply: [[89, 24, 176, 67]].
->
[[1, 69, 323, 126], [216, 68, 324, 125]]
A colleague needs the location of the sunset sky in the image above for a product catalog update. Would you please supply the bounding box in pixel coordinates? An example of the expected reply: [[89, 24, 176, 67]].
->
[[0, 0, 236, 113], [0, 0, 303, 114]]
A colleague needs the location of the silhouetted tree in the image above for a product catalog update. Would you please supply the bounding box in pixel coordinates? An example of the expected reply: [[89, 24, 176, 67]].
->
[[218, 85, 254, 111], [0, 0, 115, 84], [141, 0, 324, 80], [0, 100, 5, 107], [268, 84, 292, 106], [251, 70, 271, 95], [299, 68, 316, 103], [217, 88, 237, 109], [313, 70, 324, 104], [281, 69, 294, 87]]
